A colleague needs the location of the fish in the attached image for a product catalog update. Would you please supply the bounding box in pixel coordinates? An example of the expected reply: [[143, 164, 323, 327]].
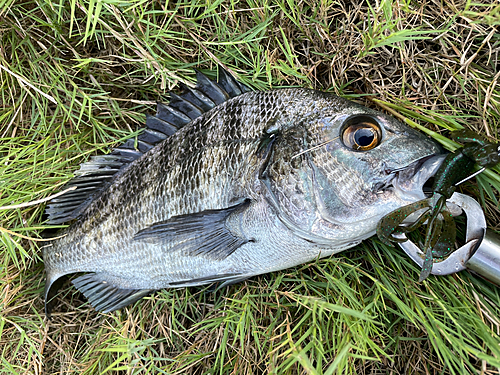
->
[[42, 67, 443, 315]]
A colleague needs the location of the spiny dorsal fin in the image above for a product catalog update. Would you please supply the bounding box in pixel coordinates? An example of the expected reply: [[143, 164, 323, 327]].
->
[[45, 67, 250, 225], [217, 68, 248, 97], [194, 69, 230, 105]]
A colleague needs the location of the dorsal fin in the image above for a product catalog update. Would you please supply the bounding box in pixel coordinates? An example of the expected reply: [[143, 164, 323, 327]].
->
[[44, 67, 250, 225]]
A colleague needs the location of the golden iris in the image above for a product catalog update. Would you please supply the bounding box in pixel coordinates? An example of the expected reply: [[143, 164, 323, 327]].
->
[[342, 121, 381, 151]]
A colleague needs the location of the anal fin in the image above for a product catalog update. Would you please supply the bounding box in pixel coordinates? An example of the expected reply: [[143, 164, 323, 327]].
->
[[73, 273, 155, 313]]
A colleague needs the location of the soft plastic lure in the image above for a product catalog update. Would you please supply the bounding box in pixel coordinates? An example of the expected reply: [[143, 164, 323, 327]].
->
[[377, 130, 500, 281]]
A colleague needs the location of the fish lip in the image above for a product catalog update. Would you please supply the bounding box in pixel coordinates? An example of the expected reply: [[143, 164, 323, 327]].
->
[[391, 154, 447, 201]]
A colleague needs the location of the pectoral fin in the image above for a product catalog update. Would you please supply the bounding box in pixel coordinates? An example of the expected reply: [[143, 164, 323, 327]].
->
[[134, 200, 251, 260]]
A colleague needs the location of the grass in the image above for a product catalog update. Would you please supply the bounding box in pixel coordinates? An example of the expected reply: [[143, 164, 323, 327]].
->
[[1, 0, 500, 374]]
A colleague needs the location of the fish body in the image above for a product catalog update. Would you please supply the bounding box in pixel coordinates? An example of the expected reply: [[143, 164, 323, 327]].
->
[[43, 70, 442, 313]]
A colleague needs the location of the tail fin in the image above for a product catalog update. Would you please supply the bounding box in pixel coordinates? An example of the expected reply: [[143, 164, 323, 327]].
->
[[43, 273, 67, 318]]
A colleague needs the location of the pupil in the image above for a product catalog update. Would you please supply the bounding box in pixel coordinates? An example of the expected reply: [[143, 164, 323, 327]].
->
[[355, 128, 374, 147]]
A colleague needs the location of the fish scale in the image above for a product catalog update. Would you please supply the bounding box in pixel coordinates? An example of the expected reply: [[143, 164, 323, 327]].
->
[[42, 68, 442, 315]]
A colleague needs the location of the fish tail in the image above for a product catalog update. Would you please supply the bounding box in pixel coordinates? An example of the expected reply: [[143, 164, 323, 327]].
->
[[43, 271, 67, 318]]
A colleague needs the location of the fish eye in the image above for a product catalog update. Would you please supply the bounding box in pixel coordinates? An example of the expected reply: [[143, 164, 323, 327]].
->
[[341, 116, 382, 151]]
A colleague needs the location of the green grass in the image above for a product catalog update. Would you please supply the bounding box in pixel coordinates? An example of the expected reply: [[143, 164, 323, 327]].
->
[[1, 0, 500, 374]]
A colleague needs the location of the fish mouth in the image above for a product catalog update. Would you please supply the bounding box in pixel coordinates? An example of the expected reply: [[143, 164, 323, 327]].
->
[[390, 154, 447, 202]]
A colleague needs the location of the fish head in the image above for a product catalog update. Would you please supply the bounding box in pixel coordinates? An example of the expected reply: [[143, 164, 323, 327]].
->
[[262, 91, 445, 246]]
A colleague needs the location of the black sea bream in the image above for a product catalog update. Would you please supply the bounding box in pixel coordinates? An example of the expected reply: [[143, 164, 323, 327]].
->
[[43, 69, 443, 314]]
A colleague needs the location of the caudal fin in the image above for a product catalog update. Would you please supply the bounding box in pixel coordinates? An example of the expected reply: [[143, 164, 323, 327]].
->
[[43, 273, 67, 318]]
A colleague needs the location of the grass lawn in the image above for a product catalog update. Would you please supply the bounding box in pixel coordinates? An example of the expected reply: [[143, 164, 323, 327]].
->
[[1, 1, 500, 374]]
